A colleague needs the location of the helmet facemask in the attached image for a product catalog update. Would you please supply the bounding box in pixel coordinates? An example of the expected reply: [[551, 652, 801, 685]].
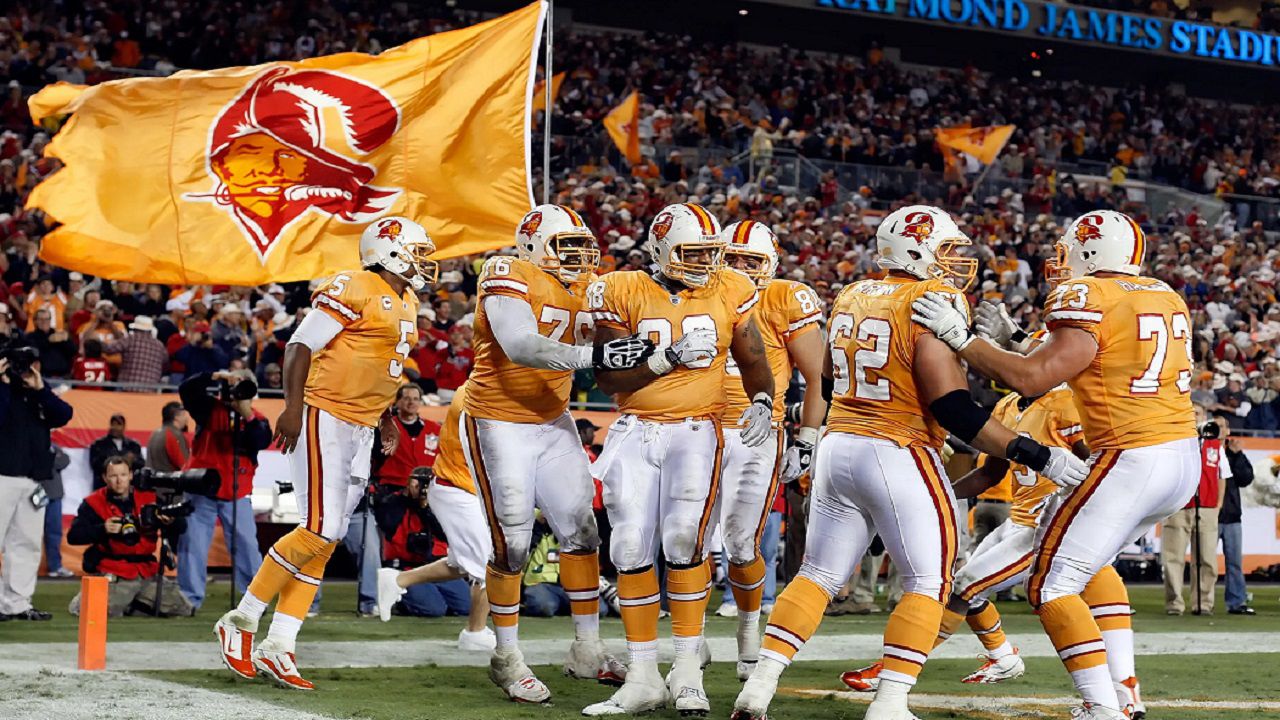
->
[[1044, 241, 1073, 288], [928, 236, 978, 292], [724, 247, 774, 288], [666, 242, 725, 288], [542, 231, 600, 284], [384, 241, 438, 292]]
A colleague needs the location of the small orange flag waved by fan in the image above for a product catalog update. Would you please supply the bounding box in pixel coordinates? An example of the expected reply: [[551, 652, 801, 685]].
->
[[603, 91, 641, 165], [532, 71, 565, 112], [28, 2, 547, 283], [935, 125, 1015, 165]]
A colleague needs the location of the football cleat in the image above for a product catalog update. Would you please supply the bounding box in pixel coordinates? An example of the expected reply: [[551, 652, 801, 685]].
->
[[839, 661, 882, 692], [736, 660, 757, 682], [581, 661, 669, 716], [458, 627, 497, 652], [563, 638, 627, 686], [667, 657, 709, 717], [1116, 676, 1146, 719], [714, 601, 739, 618], [731, 671, 778, 720], [961, 649, 1026, 684], [214, 610, 257, 679], [375, 567, 405, 622], [490, 648, 551, 703], [1069, 704, 1129, 720], [252, 638, 314, 690], [863, 704, 923, 720]]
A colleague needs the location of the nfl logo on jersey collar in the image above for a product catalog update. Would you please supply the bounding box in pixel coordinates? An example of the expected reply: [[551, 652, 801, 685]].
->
[[669, 295, 682, 305]]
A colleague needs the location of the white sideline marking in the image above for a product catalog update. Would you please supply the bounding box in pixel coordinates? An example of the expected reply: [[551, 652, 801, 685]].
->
[[791, 689, 1280, 713]]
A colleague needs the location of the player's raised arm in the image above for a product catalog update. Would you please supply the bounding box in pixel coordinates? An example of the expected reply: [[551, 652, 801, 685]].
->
[[913, 333, 1088, 489]]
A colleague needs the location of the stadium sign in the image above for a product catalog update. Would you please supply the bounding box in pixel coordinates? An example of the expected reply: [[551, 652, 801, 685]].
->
[[816, 0, 1280, 68]]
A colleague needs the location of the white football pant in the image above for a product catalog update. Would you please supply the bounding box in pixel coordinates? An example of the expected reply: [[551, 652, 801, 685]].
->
[[717, 427, 783, 565], [291, 405, 374, 541]]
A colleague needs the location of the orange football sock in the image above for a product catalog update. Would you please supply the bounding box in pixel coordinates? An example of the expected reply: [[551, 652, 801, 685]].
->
[[1039, 594, 1107, 672], [275, 540, 337, 620], [880, 592, 944, 685], [759, 575, 829, 667], [1082, 565, 1132, 632], [728, 555, 767, 615], [933, 605, 966, 648], [248, 527, 329, 605], [966, 600, 1009, 654], [618, 566, 660, 662], [486, 563, 523, 650], [668, 561, 711, 655], [559, 550, 602, 639]]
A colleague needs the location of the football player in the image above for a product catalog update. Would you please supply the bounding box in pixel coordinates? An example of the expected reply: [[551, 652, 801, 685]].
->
[[716, 220, 827, 681], [375, 382, 495, 652], [582, 203, 776, 717], [461, 205, 653, 703], [216, 216, 436, 690], [732, 205, 1088, 720], [911, 209, 1196, 719]]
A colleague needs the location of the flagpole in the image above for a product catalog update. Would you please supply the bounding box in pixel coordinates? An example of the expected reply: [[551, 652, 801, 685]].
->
[[542, 0, 553, 204]]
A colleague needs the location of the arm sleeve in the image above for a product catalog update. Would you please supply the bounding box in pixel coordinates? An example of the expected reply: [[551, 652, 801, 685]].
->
[[728, 271, 761, 329], [66, 501, 106, 545], [290, 308, 344, 353], [373, 496, 407, 537], [484, 295, 592, 371], [1228, 448, 1254, 488], [178, 373, 216, 425], [37, 386, 74, 428], [476, 257, 533, 300]]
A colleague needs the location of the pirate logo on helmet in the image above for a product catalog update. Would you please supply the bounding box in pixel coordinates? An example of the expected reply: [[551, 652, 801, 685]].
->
[[901, 211, 935, 244], [185, 67, 404, 262], [518, 211, 544, 239], [651, 211, 674, 240], [1074, 215, 1106, 243]]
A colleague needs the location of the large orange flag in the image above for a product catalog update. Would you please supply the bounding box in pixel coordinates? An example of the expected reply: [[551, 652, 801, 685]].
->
[[28, 2, 546, 283], [935, 125, 1015, 165], [603, 91, 641, 165]]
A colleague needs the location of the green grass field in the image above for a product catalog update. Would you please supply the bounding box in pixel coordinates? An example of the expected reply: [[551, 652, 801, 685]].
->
[[9, 579, 1280, 719]]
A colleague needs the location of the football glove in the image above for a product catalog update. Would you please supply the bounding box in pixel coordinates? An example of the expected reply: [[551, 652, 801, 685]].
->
[[911, 291, 973, 352], [974, 301, 1033, 354], [1039, 446, 1089, 488], [738, 392, 774, 447], [781, 426, 818, 482], [593, 335, 656, 370]]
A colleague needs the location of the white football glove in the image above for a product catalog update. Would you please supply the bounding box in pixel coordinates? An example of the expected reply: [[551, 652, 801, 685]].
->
[[974, 301, 1033, 354], [1039, 446, 1089, 489], [593, 335, 656, 370], [646, 328, 718, 375], [910, 291, 973, 352], [780, 426, 818, 482], [738, 393, 774, 447]]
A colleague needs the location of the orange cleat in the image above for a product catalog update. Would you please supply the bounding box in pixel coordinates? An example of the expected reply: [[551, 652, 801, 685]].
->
[[839, 661, 882, 692], [214, 611, 256, 680], [252, 639, 315, 690]]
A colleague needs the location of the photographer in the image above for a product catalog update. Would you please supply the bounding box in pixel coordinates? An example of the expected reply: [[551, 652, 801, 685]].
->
[[0, 346, 71, 620], [1161, 411, 1229, 616], [374, 469, 470, 618], [67, 456, 193, 617], [176, 370, 271, 611]]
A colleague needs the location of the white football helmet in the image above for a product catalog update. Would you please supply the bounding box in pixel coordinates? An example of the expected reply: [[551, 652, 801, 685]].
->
[[648, 202, 724, 287], [876, 205, 977, 291], [514, 204, 600, 283], [359, 216, 438, 292], [1048, 210, 1145, 285], [721, 220, 779, 288]]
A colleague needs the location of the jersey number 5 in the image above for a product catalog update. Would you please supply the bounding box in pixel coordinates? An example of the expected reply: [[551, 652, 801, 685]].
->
[[388, 320, 414, 378], [830, 313, 891, 401]]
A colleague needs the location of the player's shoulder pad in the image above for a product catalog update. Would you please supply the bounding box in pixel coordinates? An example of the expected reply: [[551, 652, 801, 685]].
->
[[478, 256, 538, 297], [716, 268, 760, 311]]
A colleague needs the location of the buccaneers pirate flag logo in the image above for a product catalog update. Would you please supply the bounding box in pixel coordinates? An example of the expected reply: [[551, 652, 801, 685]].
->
[[27, 2, 546, 284]]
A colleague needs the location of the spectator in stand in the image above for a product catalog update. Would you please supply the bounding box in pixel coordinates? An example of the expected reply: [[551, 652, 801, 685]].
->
[[89, 413, 143, 487], [211, 303, 249, 361], [0, 349, 72, 620], [27, 308, 75, 378], [411, 306, 447, 392], [433, 325, 474, 401], [0, 305, 18, 344], [260, 362, 284, 392], [173, 321, 230, 376], [72, 338, 112, 386], [1219, 428, 1256, 615], [103, 315, 168, 386], [1214, 376, 1253, 431], [68, 289, 101, 335], [66, 456, 192, 617], [137, 284, 168, 317], [146, 401, 191, 474], [78, 299, 127, 369], [176, 370, 271, 611], [24, 276, 65, 332], [373, 469, 472, 619]]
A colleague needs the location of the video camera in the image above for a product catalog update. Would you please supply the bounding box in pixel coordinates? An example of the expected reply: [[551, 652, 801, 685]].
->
[[0, 337, 40, 385], [207, 376, 258, 403], [115, 501, 195, 545], [136, 467, 221, 496]]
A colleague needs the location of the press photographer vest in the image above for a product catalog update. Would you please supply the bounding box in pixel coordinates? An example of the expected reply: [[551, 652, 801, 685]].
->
[[1185, 438, 1222, 510], [186, 402, 263, 501], [83, 487, 159, 579], [375, 417, 440, 488], [382, 502, 446, 566]]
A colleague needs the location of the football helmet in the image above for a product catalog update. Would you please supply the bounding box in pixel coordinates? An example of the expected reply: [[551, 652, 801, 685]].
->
[[648, 203, 723, 288], [359, 216, 438, 292], [721, 220, 779, 288], [876, 205, 977, 291], [1047, 210, 1145, 285], [514, 204, 600, 283]]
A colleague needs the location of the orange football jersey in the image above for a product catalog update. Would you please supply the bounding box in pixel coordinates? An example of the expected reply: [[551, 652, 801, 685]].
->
[[1043, 275, 1196, 450], [978, 387, 1085, 527], [591, 268, 759, 422], [723, 278, 823, 423], [306, 269, 419, 427], [465, 256, 594, 424], [432, 383, 474, 494], [826, 276, 967, 448]]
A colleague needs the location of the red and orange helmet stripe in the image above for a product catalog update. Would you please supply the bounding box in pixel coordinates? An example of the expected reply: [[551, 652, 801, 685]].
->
[[731, 220, 757, 246], [683, 203, 717, 236], [558, 205, 586, 228], [1124, 215, 1145, 266]]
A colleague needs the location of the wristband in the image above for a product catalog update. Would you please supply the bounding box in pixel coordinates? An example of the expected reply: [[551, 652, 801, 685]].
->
[[1005, 435, 1051, 473], [1010, 328, 1029, 344], [796, 426, 819, 445], [751, 391, 774, 410], [647, 351, 674, 376]]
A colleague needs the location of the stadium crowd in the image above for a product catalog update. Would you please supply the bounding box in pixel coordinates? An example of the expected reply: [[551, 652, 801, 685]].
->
[[0, 3, 1278, 433]]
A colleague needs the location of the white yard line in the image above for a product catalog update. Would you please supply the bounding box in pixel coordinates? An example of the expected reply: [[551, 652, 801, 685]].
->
[[0, 668, 342, 720], [790, 689, 1280, 715], [3, 631, 1279, 673]]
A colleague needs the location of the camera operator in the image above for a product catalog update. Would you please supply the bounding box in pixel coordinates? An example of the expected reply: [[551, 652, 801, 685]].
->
[[373, 468, 470, 618], [0, 346, 72, 620], [67, 456, 193, 617], [1161, 410, 1229, 616], [175, 370, 271, 611]]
